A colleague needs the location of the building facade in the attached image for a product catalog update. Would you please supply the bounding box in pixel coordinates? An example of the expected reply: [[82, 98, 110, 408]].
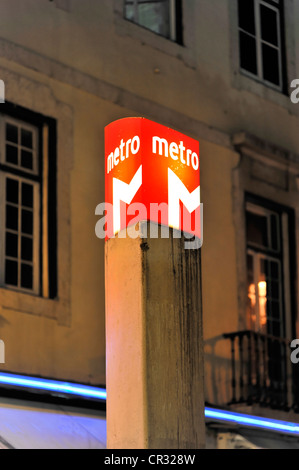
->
[[0, 0, 299, 448]]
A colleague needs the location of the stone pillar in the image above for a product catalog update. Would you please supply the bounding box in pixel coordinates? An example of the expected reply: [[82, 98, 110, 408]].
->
[[105, 223, 205, 449]]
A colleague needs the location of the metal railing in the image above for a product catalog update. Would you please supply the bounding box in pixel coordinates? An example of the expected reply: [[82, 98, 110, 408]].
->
[[223, 330, 299, 411]]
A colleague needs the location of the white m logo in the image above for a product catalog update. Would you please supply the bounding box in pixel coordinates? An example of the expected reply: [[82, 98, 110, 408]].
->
[[168, 168, 200, 231], [113, 165, 142, 235]]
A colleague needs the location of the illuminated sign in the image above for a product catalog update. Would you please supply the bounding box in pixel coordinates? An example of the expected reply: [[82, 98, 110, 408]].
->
[[0, 80, 4, 103], [104, 117, 201, 241]]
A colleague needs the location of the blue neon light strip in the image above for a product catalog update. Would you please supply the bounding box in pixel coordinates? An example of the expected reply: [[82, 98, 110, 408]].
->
[[1, 372, 299, 435], [205, 407, 299, 435], [0, 372, 107, 401]]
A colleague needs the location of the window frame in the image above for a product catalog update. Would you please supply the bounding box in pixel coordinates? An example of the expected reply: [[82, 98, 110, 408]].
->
[[238, 0, 285, 92], [0, 104, 57, 299], [0, 171, 40, 295], [123, 0, 183, 44]]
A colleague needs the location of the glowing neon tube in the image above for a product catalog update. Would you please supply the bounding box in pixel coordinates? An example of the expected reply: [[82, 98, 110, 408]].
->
[[1, 372, 299, 436]]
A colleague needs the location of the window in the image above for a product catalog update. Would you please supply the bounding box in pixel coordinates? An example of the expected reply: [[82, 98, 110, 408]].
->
[[124, 0, 182, 43], [0, 105, 57, 297], [237, 0, 286, 91]]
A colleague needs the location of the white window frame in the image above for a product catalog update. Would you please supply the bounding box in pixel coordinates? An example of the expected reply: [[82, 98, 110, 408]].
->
[[0, 115, 40, 295], [124, 0, 177, 41], [238, 0, 283, 92]]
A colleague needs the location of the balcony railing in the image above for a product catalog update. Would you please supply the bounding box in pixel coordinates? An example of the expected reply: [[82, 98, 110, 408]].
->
[[223, 330, 299, 411]]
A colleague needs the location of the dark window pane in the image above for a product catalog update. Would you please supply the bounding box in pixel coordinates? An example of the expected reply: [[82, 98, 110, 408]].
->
[[21, 209, 33, 235], [260, 258, 265, 275], [6, 178, 19, 204], [269, 280, 280, 300], [125, 0, 171, 37], [238, 0, 255, 35], [21, 263, 33, 289], [270, 261, 279, 280], [5, 259, 18, 286], [6, 123, 18, 144], [6, 144, 18, 165], [262, 44, 280, 86], [124, 3, 134, 21], [22, 183, 33, 208], [5, 232, 18, 258], [6, 205, 18, 231], [239, 31, 257, 75], [271, 319, 282, 338], [260, 258, 269, 277], [21, 128, 33, 149], [268, 341, 283, 380], [21, 150, 33, 170], [21, 236, 33, 262], [260, 4, 278, 46], [246, 211, 268, 247]]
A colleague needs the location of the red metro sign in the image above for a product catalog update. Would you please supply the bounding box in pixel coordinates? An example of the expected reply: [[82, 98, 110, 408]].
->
[[104, 117, 201, 243]]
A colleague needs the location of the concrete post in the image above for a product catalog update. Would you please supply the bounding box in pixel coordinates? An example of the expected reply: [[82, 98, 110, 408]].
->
[[105, 223, 205, 449]]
